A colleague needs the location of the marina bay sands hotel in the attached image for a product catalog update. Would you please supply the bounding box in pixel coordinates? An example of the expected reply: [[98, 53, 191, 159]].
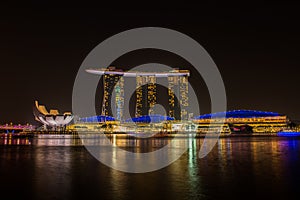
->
[[86, 67, 190, 121]]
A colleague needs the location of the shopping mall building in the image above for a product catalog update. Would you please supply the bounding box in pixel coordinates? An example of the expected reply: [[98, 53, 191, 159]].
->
[[193, 110, 289, 134]]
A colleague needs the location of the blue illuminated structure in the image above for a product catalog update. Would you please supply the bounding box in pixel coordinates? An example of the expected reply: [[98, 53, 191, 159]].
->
[[79, 115, 115, 123], [195, 110, 282, 119], [277, 131, 300, 137], [126, 115, 174, 123]]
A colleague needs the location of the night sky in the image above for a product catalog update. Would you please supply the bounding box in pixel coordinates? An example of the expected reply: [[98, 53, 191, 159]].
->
[[1, 2, 300, 124]]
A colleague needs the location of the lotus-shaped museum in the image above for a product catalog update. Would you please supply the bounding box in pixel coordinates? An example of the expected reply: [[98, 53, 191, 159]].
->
[[33, 101, 73, 128]]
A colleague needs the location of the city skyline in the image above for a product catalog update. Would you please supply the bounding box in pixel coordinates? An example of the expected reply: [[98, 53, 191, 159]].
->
[[1, 3, 300, 124], [1, 4, 300, 199]]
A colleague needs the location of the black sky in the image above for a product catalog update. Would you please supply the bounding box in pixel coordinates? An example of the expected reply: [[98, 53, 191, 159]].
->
[[0, 2, 300, 124]]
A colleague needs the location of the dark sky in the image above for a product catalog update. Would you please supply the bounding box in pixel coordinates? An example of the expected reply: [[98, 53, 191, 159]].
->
[[1, 2, 300, 124]]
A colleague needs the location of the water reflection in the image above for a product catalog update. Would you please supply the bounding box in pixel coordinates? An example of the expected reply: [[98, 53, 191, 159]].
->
[[0, 136, 300, 199], [0, 135, 82, 146], [0, 136, 32, 145]]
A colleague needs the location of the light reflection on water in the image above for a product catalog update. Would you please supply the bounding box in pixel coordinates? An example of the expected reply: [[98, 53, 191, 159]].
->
[[0, 135, 300, 199]]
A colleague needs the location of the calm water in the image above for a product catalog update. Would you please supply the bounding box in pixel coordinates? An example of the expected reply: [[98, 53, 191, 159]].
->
[[0, 135, 300, 200]]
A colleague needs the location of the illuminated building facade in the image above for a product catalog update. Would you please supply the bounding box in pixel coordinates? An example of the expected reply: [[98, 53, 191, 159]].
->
[[168, 69, 189, 120], [194, 110, 289, 133], [135, 75, 144, 117], [135, 75, 157, 117], [168, 76, 179, 119], [33, 100, 73, 130], [126, 115, 174, 123], [86, 67, 190, 121], [147, 76, 157, 115], [101, 67, 124, 118], [179, 75, 189, 120], [114, 76, 124, 121]]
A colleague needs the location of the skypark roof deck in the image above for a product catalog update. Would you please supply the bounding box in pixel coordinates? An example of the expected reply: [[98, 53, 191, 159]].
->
[[86, 68, 190, 77]]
